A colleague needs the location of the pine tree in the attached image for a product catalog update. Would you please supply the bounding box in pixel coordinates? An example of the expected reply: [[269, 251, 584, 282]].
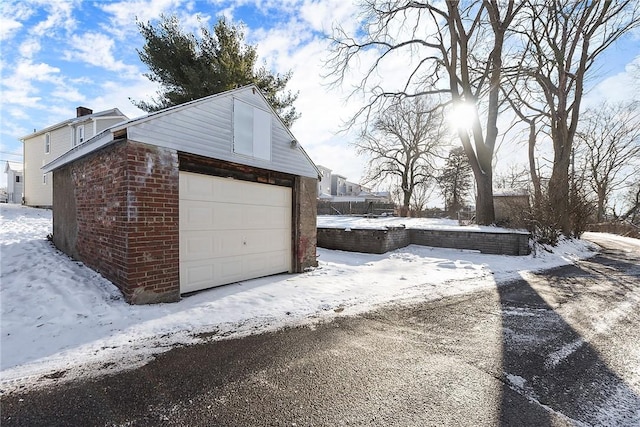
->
[[437, 147, 473, 216], [134, 15, 299, 127]]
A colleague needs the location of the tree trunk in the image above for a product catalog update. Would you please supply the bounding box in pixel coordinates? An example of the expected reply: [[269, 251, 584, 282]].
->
[[527, 120, 542, 202], [597, 187, 606, 222], [401, 189, 411, 217], [475, 171, 494, 225], [548, 152, 571, 234]]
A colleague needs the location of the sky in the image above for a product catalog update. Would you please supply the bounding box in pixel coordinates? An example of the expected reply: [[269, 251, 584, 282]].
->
[[1, 0, 639, 195]]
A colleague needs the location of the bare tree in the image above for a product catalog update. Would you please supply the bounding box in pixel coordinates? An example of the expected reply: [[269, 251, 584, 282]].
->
[[437, 146, 473, 216], [328, 1, 523, 225], [355, 97, 446, 217], [409, 182, 437, 217], [495, 163, 531, 192], [512, 0, 640, 234], [621, 177, 640, 224], [575, 101, 640, 222]]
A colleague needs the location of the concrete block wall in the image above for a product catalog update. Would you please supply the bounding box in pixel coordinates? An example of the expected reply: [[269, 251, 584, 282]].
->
[[410, 229, 530, 256], [317, 226, 411, 254], [317, 227, 530, 256]]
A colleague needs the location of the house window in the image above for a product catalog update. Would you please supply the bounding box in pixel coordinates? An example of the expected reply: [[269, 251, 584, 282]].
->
[[44, 133, 50, 154], [75, 125, 85, 146], [43, 174, 48, 185], [233, 99, 271, 161], [15, 176, 21, 183]]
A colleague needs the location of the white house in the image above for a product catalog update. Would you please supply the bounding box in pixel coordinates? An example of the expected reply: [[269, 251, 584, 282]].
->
[[317, 164, 332, 197], [20, 107, 128, 207], [4, 161, 24, 204]]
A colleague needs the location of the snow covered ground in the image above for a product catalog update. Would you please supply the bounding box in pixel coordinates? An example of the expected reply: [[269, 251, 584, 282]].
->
[[0, 205, 610, 392]]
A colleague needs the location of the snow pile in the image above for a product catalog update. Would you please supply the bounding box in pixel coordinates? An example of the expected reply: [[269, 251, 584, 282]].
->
[[1, 205, 601, 392], [317, 215, 528, 233]]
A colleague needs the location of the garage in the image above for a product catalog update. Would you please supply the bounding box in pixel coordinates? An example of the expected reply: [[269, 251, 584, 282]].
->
[[44, 84, 319, 304], [179, 172, 292, 293]]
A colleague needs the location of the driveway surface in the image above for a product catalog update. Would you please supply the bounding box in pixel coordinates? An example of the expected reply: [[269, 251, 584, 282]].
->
[[2, 235, 639, 426]]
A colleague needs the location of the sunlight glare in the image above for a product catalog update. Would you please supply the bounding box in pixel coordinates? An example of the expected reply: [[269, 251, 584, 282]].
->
[[449, 102, 477, 131]]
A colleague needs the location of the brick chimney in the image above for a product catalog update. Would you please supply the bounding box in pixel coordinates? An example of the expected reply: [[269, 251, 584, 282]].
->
[[76, 106, 93, 117]]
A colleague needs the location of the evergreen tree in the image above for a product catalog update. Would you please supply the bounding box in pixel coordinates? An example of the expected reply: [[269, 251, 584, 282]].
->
[[134, 15, 299, 127], [437, 147, 473, 216]]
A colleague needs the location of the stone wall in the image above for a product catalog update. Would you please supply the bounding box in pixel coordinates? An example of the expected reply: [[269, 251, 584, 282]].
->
[[317, 227, 530, 256], [294, 176, 319, 271]]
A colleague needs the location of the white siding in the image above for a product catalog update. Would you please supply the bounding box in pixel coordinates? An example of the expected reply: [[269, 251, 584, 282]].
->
[[95, 118, 126, 134], [23, 126, 72, 206], [126, 87, 318, 178]]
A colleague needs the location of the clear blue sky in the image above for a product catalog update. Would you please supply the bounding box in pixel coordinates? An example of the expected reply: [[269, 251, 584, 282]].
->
[[1, 0, 639, 191]]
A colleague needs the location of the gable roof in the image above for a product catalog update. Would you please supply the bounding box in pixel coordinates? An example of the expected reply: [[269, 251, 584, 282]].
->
[[20, 108, 128, 141], [43, 85, 320, 179], [5, 161, 23, 173]]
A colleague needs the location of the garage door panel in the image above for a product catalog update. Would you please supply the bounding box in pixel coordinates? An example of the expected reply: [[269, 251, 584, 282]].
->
[[181, 201, 289, 231], [242, 229, 289, 254], [181, 230, 245, 260], [181, 172, 289, 207], [179, 172, 292, 294]]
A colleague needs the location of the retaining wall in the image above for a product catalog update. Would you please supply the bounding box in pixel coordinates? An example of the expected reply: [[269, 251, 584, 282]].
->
[[317, 226, 530, 256]]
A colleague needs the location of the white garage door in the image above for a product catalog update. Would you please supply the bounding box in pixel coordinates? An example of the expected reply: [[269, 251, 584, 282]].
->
[[179, 172, 292, 294]]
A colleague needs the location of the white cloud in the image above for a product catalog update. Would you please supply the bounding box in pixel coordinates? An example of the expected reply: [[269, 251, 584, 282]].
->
[[299, 0, 359, 34], [18, 38, 41, 58], [0, 17, 23, 40], [584, 55, 640, 107], [98, 0, 201, 39], [30, 0, 76, 37], [63, 32, 139, 75], [0, 0, 37, 41]]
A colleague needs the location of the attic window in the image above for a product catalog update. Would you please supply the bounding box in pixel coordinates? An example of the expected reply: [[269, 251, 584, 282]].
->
[[233, 98, 271, 161], [75, 125, 85, 147], [44, 133, 50, 154]]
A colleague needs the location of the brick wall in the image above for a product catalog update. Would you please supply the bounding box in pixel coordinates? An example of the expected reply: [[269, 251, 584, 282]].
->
[[317, 227, 530, 256], [53, 140, 180, 304], [123, 142, 179, 303]]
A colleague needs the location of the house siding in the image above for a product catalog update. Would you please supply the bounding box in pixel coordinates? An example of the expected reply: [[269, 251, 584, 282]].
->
[[125, 87, 318, 179], [95, 118, 126, 134], [23, 126, 73, 207], [52, 139, 180, 304], [23, 111, 127, 207]]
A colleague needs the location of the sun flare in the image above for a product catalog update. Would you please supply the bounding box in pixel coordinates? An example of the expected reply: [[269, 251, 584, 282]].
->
[[449, 102, 477, 131]]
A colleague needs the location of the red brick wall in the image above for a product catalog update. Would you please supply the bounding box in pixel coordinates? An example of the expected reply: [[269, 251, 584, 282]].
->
[[69, 140, 180, 303], [123, 142, 179, 303]]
